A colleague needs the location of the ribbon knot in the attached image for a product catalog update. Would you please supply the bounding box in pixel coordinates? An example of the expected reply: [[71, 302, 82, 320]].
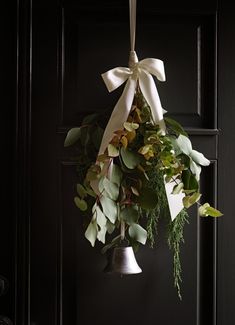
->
[[129, 50, 138, 68]]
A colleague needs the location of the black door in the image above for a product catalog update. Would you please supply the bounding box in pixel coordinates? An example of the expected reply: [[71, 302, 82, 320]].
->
[[1, 1, 235, 325]]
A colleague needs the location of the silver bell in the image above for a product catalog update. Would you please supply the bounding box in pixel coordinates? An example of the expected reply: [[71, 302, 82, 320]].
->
[[103, 246, 142, 275]]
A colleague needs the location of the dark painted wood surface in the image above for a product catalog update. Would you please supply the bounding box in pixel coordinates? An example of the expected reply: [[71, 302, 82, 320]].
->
[[0, 2, 17, 325], [0, 1, 234, 325], [217, 1, 235, 325]]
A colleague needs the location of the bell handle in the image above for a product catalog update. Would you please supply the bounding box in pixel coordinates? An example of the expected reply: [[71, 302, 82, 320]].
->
[[120, 220, 125, 240]]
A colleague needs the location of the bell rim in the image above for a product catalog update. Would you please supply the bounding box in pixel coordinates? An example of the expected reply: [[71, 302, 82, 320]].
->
[[103, 245, 142, 275]]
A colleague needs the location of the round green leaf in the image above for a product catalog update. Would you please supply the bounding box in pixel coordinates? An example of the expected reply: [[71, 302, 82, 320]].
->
[[96, 205, 107, 227], [92, 126, 104, 150], [182, 170, 199, 191], [97, 226, 107, 244], [74, 197, 88, 211], [128, 223, 147, 245], [190, 159, 202, 181], [183, 192, 201, 209], [82, 113, 99, 125], [120, 147, 141, 169], [175, 134, 192, 155], [85, 221, 97, 247], [124, 122, 139, 132], [199, 203, 210, 216], [76, 184, 87, 199], [120, 206, 139, 225], [110, 164, 123, 186], [139, 187, 158, 210], [164, 117, 188, 137], [190, 150, 210, 166], [106, 220, 116, 234], [101, 235, 121, 254], [103, 177, 119, 200], [64, 127, 81, 147], [100, 196, 117, 224], [108, 144, 119, 157]]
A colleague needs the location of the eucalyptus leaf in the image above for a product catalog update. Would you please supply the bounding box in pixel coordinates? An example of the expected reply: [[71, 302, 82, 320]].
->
[[131, 186, 139, 196], [170, 137, 182, 156], [120, 206, 139, 225], [202, 205, 223, 217], [74, 196, 88, 211], [120, 147, 141, 169], [86, 170, 98, 182], [97, 226, 107, 244], [76, 184, 87, 199], [101, 235, 121, 254], [82, 113, 99, 125], [84, 186, 96, 198], [198, 203, 210, 216], [81, 126, 90, 147], [110, 164, 122, 186], [100, 196, 117, 224], [124, 122, 139, 132], [172, 182, 184, 194], [183, 192, 201, 208], [139, 187, 158, 210], [108, 144, 119, 157], [64, 127, 81, 147], [128, 223, 147, 245], [183, 189, 196, 195], [190, 159, 202, 181], [85, 221, 97, 247], [98, 176, 105, 193], [182, 170, 199, 191], [164, 117, 188, 137], [106, 220, 116, 234], [92, 126, 104, 150], [103, 177, 119, 200], [178, 153, 190, 168], [96, 205, 107, 227], [175, 134, 192, 155], [190, 150, 210, 166], [97, 154, 109, 162], [138, 144, 152, 155]]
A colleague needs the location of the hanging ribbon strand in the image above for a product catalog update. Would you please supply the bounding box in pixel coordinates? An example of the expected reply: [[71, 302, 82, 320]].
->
[[99, 0, 166, 155], [97, 0, 184, 220], [129, 0, 136, 52]]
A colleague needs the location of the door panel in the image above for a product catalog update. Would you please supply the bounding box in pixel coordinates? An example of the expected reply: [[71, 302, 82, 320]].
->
[[12, 0, 235, 325], [62, 5, 216, 128], [31, 1, 217, 325]]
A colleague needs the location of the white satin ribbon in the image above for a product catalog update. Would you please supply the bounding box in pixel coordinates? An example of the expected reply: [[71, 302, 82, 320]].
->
[[99, 53, 166, 155], [95, 0, 184, 220]]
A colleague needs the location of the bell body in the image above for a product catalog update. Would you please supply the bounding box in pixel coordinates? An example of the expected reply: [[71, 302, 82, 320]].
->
[[104, 246, 142, 275]]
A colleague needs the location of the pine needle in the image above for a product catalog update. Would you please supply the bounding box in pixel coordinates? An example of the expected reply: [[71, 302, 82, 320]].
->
[[167, 209, 189, 300], [146, 167, 168, 247]]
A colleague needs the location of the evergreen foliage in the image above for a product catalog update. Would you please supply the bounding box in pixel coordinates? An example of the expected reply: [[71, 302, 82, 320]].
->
[[64, 89, 222, 299]]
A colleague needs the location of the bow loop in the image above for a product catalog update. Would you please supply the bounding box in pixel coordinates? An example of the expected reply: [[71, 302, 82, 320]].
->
[[102, 67, 132, 93], [138, 58, 165, 82]]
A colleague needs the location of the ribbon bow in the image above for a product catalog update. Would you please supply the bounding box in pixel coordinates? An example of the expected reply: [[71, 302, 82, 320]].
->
[[99, 51, 166, 155]]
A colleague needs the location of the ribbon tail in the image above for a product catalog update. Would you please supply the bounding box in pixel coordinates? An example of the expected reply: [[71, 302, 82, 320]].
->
[[139, 70, 166, 133], [99, 77, 137, 155]]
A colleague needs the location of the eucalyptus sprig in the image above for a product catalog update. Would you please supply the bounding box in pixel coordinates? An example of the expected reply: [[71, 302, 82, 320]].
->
[[64, 88, 222, 299]]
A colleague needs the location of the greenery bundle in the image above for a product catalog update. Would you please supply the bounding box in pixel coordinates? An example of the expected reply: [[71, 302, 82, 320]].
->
[[64, 88, 222, 299]]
